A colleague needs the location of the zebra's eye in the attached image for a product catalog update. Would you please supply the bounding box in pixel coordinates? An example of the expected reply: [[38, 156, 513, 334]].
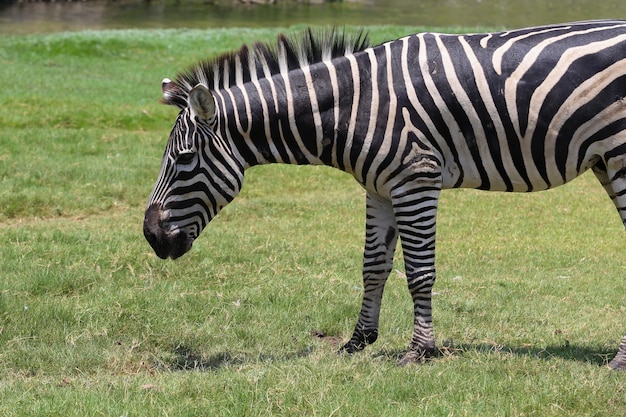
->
[[177, 152, 195, 165]]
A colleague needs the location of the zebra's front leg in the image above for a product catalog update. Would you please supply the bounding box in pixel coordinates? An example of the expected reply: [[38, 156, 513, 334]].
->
[[340, 192, 398, 354], [392, 176, 442, 365]]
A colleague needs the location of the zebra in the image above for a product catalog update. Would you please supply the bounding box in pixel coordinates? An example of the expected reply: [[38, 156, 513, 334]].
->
[[143, 20, 626, 369]]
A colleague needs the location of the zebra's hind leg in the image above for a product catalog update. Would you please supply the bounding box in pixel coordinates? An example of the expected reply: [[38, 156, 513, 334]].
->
[[592, 161, 626, 370], [609, 336, 626, 370], [592, 160, 626, 228], [340, 192, 398, 354]]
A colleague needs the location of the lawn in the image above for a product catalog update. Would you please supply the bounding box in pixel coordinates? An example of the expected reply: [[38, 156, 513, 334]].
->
[[1, 27, 625, 416]]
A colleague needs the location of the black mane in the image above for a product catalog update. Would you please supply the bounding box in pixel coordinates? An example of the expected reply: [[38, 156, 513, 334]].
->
[[162, 28, 370, 109]]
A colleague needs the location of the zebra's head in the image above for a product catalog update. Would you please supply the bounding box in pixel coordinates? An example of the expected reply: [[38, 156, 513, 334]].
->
[[143, 79, 244, 259]]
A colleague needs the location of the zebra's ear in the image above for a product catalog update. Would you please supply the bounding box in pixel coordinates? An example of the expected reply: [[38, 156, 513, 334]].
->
[[161, 78, 187, 109], [188, 83, 216, 121]]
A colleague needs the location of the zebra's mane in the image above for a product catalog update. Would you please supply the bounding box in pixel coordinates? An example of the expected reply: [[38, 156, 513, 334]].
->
[[162, 28, 370, 109]]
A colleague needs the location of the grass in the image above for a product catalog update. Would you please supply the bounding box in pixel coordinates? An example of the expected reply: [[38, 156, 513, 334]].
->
[[1, 26, 626, 416]]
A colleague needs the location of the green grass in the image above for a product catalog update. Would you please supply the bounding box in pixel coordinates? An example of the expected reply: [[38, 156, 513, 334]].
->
[[1, 27, 626, 416]]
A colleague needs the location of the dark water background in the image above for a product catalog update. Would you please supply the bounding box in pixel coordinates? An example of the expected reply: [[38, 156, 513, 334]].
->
[[1, 0, 626, 35]]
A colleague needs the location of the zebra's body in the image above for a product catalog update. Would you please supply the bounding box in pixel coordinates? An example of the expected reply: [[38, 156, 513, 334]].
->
[[144, 20, 626, 368]]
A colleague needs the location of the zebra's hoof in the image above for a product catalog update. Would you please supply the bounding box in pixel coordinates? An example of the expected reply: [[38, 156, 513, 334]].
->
[[398, 348, 436, 366], [338, 341, 364, 354], [608, 358, 626, 371], [338, 329, 378, 354]]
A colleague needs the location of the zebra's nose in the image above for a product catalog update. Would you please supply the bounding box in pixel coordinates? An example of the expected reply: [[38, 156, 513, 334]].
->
[[143, 203, 170, 259], [143, 203, 193, 259]]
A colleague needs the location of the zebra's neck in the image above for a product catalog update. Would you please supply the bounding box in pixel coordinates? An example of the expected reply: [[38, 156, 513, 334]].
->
[[212, 47, 376, 175]]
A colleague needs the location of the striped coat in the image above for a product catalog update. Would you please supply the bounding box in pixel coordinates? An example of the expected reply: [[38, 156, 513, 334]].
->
[[144, 21, 626, 368]]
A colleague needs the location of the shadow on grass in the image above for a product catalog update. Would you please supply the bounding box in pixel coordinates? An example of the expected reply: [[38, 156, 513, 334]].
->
[[374, 341, 617, 368], [159, 337, 618, 371], [162, 344, 315, 371], [497, 344, 614, 367], [159, 330, 343, 371]]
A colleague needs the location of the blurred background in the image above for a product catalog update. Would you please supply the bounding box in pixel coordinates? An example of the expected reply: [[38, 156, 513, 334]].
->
[[2, 0, 626, 35]]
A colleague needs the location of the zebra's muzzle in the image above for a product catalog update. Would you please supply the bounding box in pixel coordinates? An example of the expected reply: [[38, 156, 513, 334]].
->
[[143, 203, 193, 260]]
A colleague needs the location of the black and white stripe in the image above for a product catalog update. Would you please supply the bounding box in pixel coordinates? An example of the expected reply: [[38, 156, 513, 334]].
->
[[144, 21, 626, 369]]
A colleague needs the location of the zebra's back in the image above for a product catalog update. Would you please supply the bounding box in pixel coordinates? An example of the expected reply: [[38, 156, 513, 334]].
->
[[388, 20, 626, 192]]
